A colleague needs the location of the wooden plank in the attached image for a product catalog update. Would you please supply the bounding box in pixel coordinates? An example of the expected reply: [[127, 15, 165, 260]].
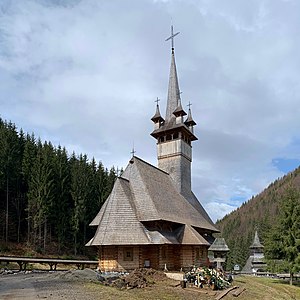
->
[[0, 256, 98, 271], [0, 256, 98, 265], [215, 286, 238, 300], [232, 287, 246, 297]]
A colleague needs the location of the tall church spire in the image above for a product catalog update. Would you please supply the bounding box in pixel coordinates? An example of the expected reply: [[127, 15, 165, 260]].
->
[[165, 25, 181, 121], [151, 26, 197, 197]]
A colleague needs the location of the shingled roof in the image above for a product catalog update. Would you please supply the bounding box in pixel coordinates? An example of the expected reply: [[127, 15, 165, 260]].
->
[[208, 237, 230, 252], [250, 231, 264, 249], [87, 156, 219, 246]]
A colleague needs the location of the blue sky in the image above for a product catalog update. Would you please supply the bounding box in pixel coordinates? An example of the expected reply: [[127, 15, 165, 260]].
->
[[272, 158, 300, 174], [1, 0, 300, 221]]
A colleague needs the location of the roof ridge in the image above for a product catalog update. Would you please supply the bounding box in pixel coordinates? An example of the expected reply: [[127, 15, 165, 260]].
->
[[118, 176, 129, 182], [133, 156, 169, 175]]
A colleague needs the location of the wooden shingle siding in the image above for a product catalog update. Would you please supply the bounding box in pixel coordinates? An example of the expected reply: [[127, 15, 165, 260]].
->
[[120, 158, 219, 231]]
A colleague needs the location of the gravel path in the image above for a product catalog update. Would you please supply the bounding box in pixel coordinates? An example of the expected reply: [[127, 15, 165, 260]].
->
[[0, 270, 100, 299]]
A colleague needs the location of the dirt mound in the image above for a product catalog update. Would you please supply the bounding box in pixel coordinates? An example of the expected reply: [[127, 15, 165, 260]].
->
[[98, 268, 167, 289], [57, 268, 97, 282]]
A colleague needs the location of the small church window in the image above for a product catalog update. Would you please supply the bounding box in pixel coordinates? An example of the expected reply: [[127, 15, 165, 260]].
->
[[166, 135, 171, 141], [123, 247, 133, 261], [173, 132, 179, 139]]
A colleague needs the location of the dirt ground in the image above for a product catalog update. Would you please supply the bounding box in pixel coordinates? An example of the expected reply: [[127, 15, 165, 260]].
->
[[0, 269, 215, 300], [0, 270, 101, 299]]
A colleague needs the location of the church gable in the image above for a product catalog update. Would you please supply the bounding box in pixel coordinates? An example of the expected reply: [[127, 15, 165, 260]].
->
[[87, 177, 150, 246]]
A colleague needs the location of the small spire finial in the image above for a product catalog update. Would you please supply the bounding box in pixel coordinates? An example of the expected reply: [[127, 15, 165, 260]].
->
[[155, 97, 160, 106], [165, 25, 180, 53], [187, 101, 192, 110], [131, 143, 136, 157]]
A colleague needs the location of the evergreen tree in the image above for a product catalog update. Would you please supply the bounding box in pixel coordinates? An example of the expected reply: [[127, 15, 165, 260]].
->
[[22, 133, 37, 242], [27, 140, 55, 252], [70, 154, 93, 255], [96, 162, 108, 207], [51, 146, 71, 252], [265, 187, 300, 285], [0, 121, 21, 243], [10, 128, 26, 243]]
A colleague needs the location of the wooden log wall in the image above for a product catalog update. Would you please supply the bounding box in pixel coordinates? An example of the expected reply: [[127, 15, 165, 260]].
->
[[98, 246, 118, 271], [158, 245, 175, 270], [180, 245, 193, 269], [140, 245, 159, 269], [117, 246, 140, 271], [98, 244, 209, 272]]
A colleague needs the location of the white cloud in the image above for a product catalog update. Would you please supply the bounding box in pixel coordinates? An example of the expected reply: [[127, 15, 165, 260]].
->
[[205, 202, 237, 223]]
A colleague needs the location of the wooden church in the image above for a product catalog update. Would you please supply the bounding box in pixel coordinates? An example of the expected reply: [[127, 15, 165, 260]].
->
[[242, 231, 266, 273], [87, 27, 219, 271]]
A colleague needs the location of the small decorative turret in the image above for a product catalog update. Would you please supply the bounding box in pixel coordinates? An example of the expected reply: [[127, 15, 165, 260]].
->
[[173, 99, 187, 124], [185, 103, 196, 133], [151, 98, 164, 130], [208, 237, 230, 270], [250, 230, 264, 255], [242, 230, 266, 273]]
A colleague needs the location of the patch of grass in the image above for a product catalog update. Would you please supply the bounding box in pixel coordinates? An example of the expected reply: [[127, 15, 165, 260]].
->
[[84, 275, 300, 300], [228, 275, 300, 300], [85, 278, 213, 300]]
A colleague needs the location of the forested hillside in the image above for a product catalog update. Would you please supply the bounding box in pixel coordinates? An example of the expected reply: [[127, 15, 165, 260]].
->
[[0, 118, 118, 255], [216, 165, 300, 271]]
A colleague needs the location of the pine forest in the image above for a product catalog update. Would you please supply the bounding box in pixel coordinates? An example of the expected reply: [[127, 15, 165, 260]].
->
[[0, 117, 118, 256]]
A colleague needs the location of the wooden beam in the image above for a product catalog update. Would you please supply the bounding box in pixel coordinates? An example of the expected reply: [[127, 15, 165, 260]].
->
[[232, 287, 246, 297], [215, 286, 238, 300]]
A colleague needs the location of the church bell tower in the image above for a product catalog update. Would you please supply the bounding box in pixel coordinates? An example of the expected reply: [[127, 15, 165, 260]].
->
[[151, 26, 197, 199]]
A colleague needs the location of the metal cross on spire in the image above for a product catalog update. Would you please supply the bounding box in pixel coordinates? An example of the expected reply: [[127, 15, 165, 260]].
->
[[155, 97, 160, 105], [165, 25, 180, 52], [187, 101, 192, 109], [131, 143, 136, 157]]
